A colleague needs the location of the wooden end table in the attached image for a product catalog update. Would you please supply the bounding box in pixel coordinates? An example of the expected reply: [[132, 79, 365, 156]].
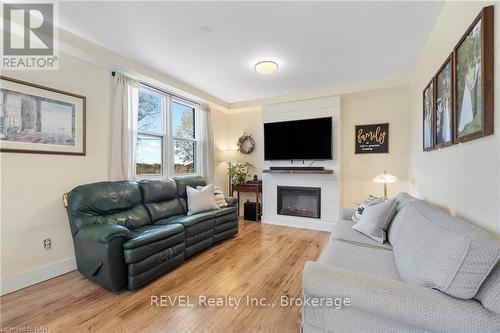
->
[[232, 182, 262, 222]]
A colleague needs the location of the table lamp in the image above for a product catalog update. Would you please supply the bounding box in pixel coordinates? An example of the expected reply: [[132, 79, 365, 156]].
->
[[372, 170, 398, 199]]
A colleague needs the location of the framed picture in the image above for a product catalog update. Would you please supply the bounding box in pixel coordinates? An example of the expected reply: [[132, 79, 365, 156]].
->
[[355, 123, 389, 154], [423, 79, 434, 151], [453, 6, 494, 143], [435, 55, 453, 148], [0, 76, 86, 155]]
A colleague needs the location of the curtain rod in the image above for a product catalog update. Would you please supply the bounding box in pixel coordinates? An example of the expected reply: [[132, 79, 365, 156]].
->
[[111, 71, 201, 107]]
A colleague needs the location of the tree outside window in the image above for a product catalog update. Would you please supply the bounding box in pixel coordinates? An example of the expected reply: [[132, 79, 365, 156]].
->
[[135, 87, 198, 177]]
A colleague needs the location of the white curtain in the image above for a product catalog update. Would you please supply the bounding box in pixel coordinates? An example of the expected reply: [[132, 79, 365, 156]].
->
[[198, 104, 215, 184], [110, 73, 139, 180]]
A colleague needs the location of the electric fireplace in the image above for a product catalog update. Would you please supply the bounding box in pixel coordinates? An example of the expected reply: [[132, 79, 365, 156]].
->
[[277, 186, 321, 219]]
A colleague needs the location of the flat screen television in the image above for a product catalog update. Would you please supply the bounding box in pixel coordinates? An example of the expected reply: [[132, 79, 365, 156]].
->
[[264, 117, 332, 160]]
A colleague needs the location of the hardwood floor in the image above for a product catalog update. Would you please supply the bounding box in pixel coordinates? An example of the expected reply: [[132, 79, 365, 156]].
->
[[0, 220, 329, 333]]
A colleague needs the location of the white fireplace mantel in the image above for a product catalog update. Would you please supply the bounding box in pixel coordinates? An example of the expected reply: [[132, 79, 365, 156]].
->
[[261, 96, 341, 232]]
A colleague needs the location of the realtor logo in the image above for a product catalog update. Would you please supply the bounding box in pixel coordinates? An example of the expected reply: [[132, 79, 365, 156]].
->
[[1, 2, 58, 70]]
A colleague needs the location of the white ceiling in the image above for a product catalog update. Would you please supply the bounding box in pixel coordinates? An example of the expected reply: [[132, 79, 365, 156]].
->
[[60, 1, 444, 104]]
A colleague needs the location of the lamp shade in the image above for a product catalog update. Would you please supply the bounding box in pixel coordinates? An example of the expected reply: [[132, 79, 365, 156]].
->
[[372, 171, 398, 184], [221, 149, 238, 162]]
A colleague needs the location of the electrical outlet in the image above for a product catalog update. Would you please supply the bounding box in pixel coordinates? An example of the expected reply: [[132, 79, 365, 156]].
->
[[43, 238, 51, 250]]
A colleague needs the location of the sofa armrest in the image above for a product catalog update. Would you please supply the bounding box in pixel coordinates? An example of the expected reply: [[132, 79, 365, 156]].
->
[[339, 208, 355, 220], [76, 223, 130, 243], [303, 262, 500, 333], [73, 224, 130, 292], [225, 197, 238, 207]]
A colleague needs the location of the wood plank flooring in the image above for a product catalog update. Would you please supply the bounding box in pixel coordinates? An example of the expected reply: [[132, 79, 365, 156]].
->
[[0, 220, 329, 333]]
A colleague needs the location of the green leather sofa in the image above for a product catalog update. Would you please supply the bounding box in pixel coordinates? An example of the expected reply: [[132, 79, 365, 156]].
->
[[65, 176, 238, 292]]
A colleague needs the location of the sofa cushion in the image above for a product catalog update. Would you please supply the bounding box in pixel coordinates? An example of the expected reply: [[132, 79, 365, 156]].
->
[[156, 210, 217, 228], [139, 179, 185, 222], [124, 224, 185, 249], [391, 199, 500, 299], [173, 175, 207, 198], [475, 263, 500, 314], [394, 192, 420, 210], [331, 219, 393, 250], [318, 240, 400, 281], [352, 198, 397, 244], [140, 178, 178, 202], [67, 181, 150, 235], [387, 192, 420, 244], [225, 197, 238, 207]]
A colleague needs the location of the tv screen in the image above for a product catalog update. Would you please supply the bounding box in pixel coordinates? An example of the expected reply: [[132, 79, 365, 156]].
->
[[264, 117, 332, 160]]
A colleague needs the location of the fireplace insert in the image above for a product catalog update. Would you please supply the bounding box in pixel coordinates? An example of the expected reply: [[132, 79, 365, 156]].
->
[[277, 186, 321, 219]]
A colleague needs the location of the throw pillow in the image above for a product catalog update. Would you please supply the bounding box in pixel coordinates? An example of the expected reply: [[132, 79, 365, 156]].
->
[[197, 185, 228, 208], [187, 184, 220, 215], [214, 186, 228, 208], [352, 195, 384, 222], [352, 198, 397, 243]]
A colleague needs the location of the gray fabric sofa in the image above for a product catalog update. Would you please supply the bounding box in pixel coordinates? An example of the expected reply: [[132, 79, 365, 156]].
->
[[302, 193, 500, 333]]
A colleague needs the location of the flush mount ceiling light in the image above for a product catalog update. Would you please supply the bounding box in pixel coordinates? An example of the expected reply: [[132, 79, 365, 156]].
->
[[254, 60, 278, 74]]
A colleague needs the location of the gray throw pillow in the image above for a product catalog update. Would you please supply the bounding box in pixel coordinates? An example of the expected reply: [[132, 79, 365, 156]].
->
[[352, 198, 397, 244]]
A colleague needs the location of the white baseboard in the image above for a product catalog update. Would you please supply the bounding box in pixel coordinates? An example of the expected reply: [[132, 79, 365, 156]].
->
[[0, 257, 76, 296], [262, 215, 336, 232]]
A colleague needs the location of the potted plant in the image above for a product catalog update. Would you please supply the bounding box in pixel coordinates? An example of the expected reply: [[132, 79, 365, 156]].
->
[[227, 162, 254, 186]]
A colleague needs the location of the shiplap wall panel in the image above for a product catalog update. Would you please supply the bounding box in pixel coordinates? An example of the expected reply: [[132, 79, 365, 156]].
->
[[262, 96, 341, 231]]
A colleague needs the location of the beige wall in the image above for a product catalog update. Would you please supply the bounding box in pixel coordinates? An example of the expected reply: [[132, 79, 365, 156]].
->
[[341, 86, 411, 207], [408, 1, 500, 236], [0, 52, 231, 284], [227, 111, 264, 179], [226, 111, 264, 214], [223, 85, 412, 213], [1, 53, 112, 279]]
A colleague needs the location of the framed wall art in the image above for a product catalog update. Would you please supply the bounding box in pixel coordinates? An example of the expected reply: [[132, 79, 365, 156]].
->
[[423, 79, 434, 151], [435, 55, 453, 148], [355, 123, 389, 154], [0, 76, 86, 155], [453, 6, 494, 143]]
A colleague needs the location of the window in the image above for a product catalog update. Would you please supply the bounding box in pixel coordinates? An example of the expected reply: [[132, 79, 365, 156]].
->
[[135, 86, 199, 177], [172, 101, 196, 174], [136, 89, 164, 175]]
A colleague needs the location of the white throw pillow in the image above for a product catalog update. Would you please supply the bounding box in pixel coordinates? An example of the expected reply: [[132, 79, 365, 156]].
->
[[352, 198, 397, 243], [352, 195, 384, 222], [196, 185, 228, 208], [187, 184, 220, 215]]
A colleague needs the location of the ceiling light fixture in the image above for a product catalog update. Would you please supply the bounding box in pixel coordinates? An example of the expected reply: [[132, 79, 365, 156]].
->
[[254, 60, 278, 74]]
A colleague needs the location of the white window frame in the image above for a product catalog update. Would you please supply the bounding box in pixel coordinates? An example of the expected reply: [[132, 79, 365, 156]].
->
[[171, 97, 199, 176], [135, 85, 200, 179]]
